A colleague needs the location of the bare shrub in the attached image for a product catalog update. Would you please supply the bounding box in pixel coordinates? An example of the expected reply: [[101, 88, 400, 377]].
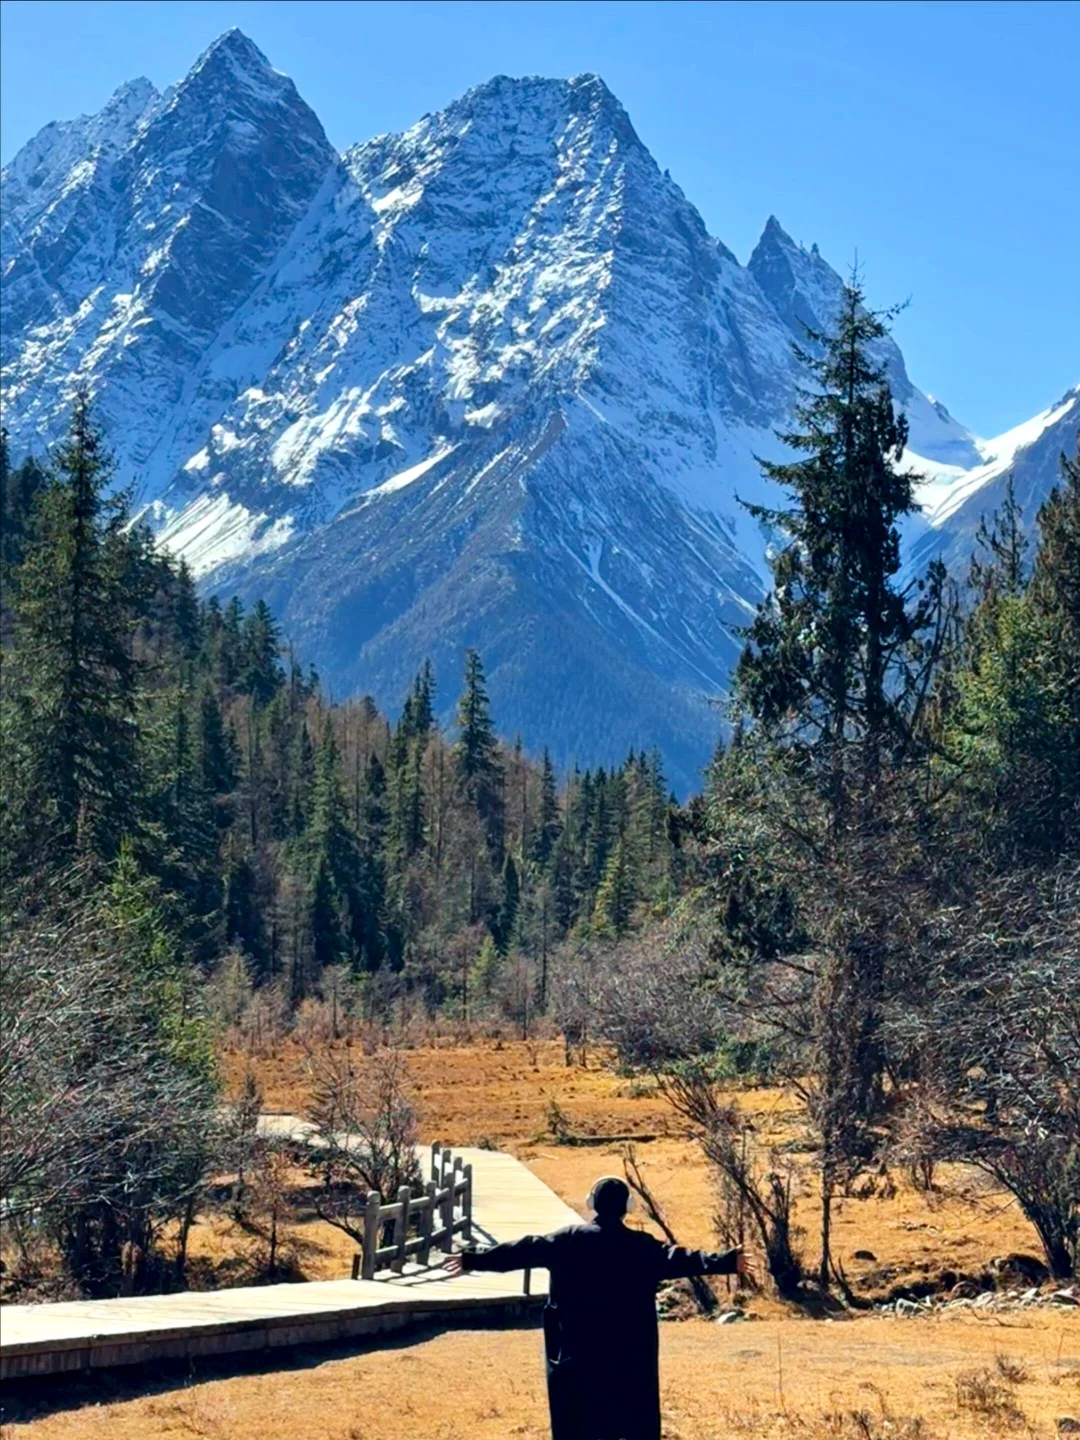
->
[[243, 1141, 301, 1282], [302, 1045, 422, 1244], [586, 925, 731, 1073], [955, 1367, 1024, 1425], [905, 864, 1080, 1279], [227, 979, 290, 1057], [1, 883, 219, 1295], [663, 1067, 805, 1299], [995, 1355, 1030, 1385]]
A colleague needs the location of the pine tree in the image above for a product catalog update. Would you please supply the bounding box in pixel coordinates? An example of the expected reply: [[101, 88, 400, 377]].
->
[[733, 277, 951, 1285], [354, 752, 390, 971], [4, 394, 139, 866], [530, 748, 561, 867], [472, 932, 501, 1002], [139, 672, 222, 953], [198, 682, 238, 810], [222, 834, 267, 973], [951, 445, 1080, 855], [593, 838, 635, 936], [303, 719, 360, 977], [1030, 445, 1080, 848], [218, 597, 246, 690], [970, 476, 1027, 600], [454, 648, 504, 856], [1, 432, 47, 636], [242, 600, 284, 707], [409, 659, 436, 739], [735, 274, 947, 817]]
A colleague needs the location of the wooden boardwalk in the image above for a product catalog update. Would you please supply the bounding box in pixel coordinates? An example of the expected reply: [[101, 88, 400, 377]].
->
[[0, 1144, 581, 1380]]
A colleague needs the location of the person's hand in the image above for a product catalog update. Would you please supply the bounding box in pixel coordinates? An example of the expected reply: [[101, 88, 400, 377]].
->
[[734, 1249, 758, 1288], [442, 1254, 465, 1277]]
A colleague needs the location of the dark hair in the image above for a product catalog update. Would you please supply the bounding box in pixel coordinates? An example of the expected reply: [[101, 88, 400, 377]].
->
[[590, 1176, 630, 1218]]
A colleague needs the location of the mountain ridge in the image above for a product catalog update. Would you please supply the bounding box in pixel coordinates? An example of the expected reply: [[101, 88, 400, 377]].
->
[[3, 32, 1076, 791]]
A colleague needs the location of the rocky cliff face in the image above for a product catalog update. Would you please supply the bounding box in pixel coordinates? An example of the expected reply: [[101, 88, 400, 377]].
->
[[3, 31, 1075, 790]]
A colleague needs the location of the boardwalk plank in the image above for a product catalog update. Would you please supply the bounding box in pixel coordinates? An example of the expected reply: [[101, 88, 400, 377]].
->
[[0, 1142, 581, 1378]]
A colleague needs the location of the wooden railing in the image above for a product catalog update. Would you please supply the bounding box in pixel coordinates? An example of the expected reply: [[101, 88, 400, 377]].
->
[[353, 1143, 473, 1281]]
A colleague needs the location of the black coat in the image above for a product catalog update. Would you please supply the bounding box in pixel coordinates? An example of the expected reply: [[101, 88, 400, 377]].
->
[[463, 1219, 738, 1440]]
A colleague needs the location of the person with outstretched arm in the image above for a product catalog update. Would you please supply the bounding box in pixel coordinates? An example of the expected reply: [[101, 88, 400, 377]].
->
[[443, 1174, 754, 1440]]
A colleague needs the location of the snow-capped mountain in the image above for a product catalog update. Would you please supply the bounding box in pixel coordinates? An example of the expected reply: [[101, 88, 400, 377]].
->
[[3, 31, 1076, 790]]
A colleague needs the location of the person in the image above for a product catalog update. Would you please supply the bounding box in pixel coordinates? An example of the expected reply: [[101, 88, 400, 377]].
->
[[443, 1174, 754, 1440]]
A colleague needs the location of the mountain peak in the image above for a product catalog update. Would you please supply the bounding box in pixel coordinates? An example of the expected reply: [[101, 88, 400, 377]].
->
[[428, 69, 640, 154], [107, 76, 159, 111], [174, 27, 298, 112], [192, 27, 273, 74], [147, 26, 331, 167], [752, 214, 808, 264]]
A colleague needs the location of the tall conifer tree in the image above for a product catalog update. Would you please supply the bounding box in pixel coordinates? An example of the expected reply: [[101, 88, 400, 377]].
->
[[4, 394, 138, 866], [736, 275, 947, 816], [454, 648, 504, 856]]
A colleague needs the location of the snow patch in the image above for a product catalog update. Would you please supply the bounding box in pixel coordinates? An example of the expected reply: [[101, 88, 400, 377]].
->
[[366, 445, 456, 498], [156, 492, 294, 576]]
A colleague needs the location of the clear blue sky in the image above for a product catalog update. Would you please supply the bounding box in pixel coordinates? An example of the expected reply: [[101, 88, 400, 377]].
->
[[2, 0, 1077, 438]]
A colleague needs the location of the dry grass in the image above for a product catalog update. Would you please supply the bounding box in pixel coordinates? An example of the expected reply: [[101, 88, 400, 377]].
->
[[211, 1037, 1049, 1306], [4, 1312, 1077, 1438], [4, 1038, 1077, 1439]]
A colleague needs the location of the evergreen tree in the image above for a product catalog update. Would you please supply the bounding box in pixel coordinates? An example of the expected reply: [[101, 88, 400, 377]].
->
[[3, 395, 138, 866], [409, 659, 436, 739], [217, 597, 245, 690], [198, 682, 239, 811], [0, 432, 47, 634], [530, 748, 561, 867], [970, 476, 1027, 600], [1030, 445, 1080, 848], [141, 672, 220, 940], [735, 274, 947, 816], [222, 836, 266, 972], [593, 838, 635, 936], [242, 600, 284, 707], [454, 648, 504, 855], [302, 719, 360, 978], [354, 752, 390, 971], [949, 446, 1080, 856], [732, 278, 951, 1283]]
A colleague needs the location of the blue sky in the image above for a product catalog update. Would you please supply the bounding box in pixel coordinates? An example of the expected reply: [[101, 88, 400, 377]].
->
[[2, 0, 1077, 439]]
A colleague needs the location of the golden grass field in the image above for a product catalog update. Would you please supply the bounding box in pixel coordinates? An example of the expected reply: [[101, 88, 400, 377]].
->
[[4, 1038, 1079, 1439]]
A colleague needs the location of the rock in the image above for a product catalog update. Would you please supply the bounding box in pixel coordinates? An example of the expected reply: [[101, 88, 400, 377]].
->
[[852, 1250, 877, 1262], [715, 1310, 745, 1324], [1051, 1290, 1080, 1306], [1056, 1419, 1080, 1434], [990, 1253, 1051, 1284], [949, 1280, 982, 1299]]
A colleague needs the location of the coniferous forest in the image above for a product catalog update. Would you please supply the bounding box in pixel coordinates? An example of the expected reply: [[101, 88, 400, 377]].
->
[[1, 279, 1077, 1298]]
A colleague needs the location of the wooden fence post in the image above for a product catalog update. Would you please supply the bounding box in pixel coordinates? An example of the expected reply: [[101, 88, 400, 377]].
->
[[362, 1191, 380, 1280], [420, 1180, 437, 1265], [463, 1162, 473, 1242], [431, 1142, 441, 1184], [393, 1184, 411, 1273], [440, 1168, 454, 1252]]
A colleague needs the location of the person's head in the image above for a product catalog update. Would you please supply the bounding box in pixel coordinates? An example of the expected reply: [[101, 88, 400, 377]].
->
[[587, 1175, 632, 1222]]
